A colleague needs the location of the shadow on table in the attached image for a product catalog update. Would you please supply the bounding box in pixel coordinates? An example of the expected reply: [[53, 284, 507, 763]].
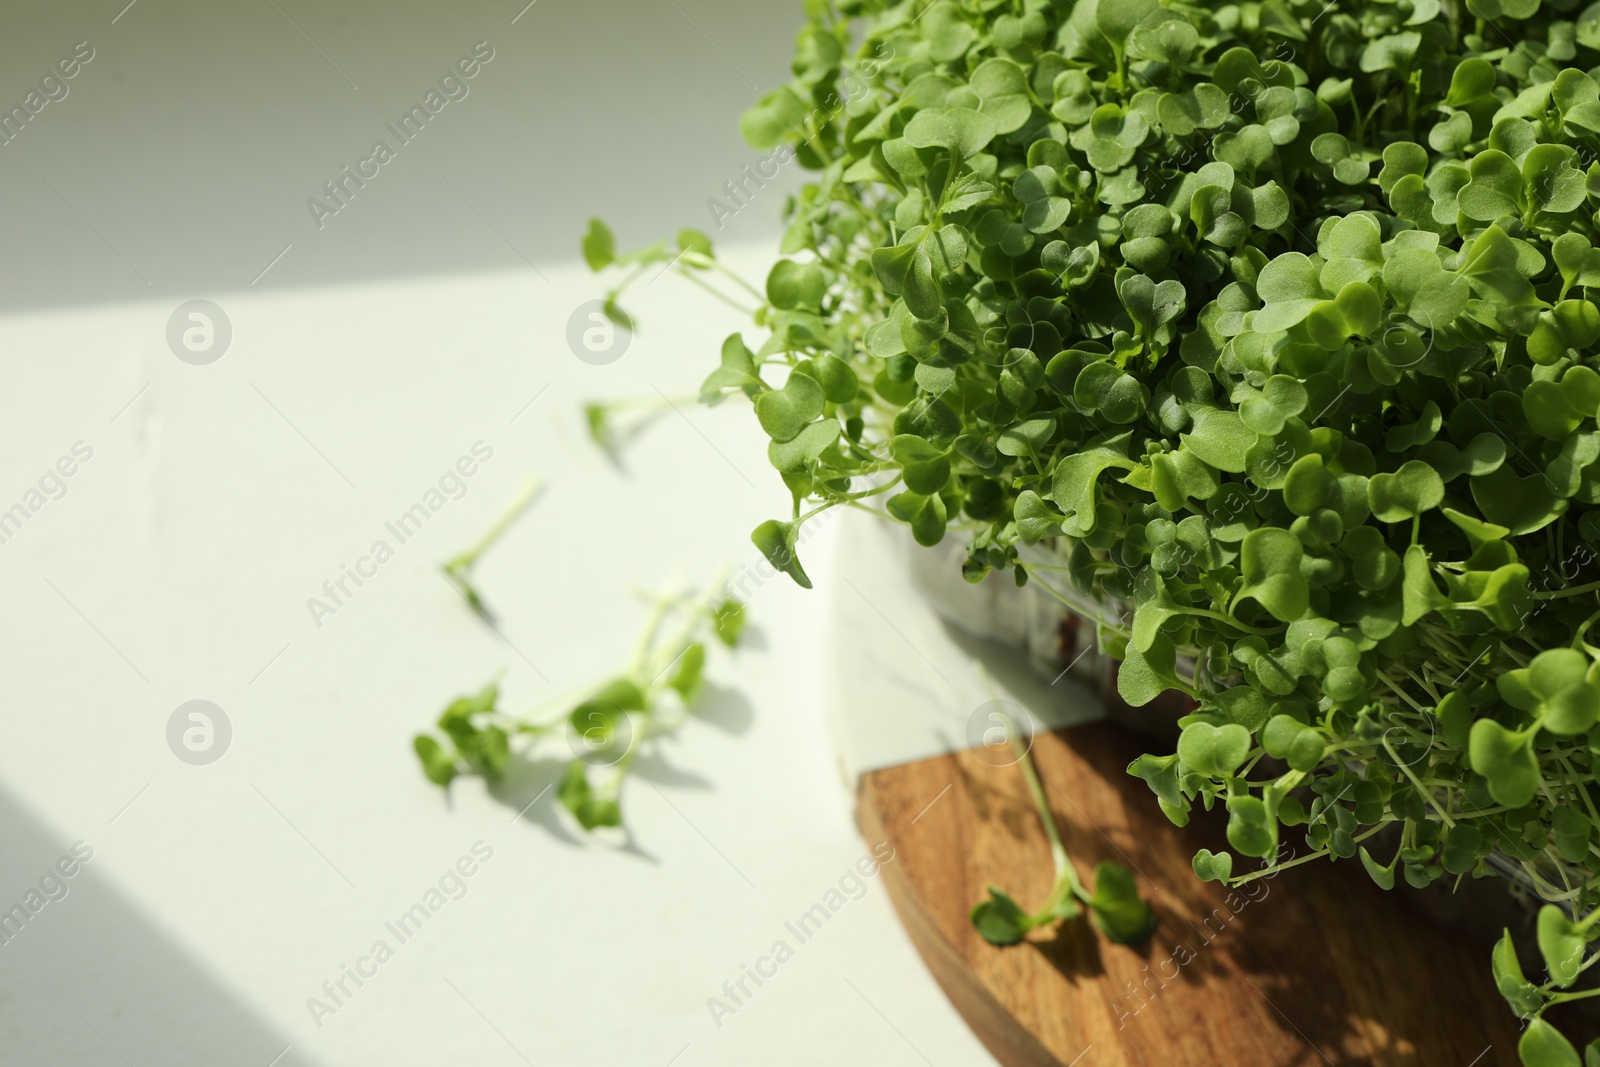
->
[[483, 681, 755, 855], [0, 782, 323, 1067]]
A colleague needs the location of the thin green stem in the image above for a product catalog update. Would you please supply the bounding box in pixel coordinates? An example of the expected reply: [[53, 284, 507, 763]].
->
[[1228, 821, 1396, 885], [446, 477, 543, 572], [1534, 578, 1600, 600], [678, 269, 761, 316]]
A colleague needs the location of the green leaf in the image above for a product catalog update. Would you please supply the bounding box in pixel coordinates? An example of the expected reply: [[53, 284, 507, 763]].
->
[[893, 434, 953, 495], [904, 107, 997, 159], [1458, 151, 1523, 221], [1182, 408, 1257, 473], [922, 1, 978, 62], [754, 370, 826, 442], [700, 333, 762, 403], [1520, 1019, 1581, 1067], [1014, 489, 1062, 545], [887, 490, 948, 546], [751, 519, 812, 589], [711, 600, 745, 647], [1051, 446, 1137, 534], [1254, 253, 1327, 331], [582, 218, 615, 271], [1554, 233, 1600, 291], [1384, 246, 1470, 328], [1471, 464, 1568, 537], [1469, 719, 1540, 807], [1117, 633, 1182, 706], [769, 419, 841, 474], [1262, 713, 1324, 772], [767, 259, 828, 310], [1401, 544, 1453, 625], [1117, 272, 1186, 341], [1538, 905, 1588, 988], [1378, 142, 1428, 194], [677, 228, 713, 257], [1236, 527, 1309, 622], [1493, 928, 1546, 1017], [1360, 31, 1421, 73], [1177, 721, 1252, 777], [894, 394, 961, 444], [1554, 806, 1592, 864], [1494, 79, 1554, 123], [1367, 460, 1445, 522], [1128, 752, 1185, 817], [996, 418, 1056, 459], [1457, 225, 1538, 324], [1516, 648, 1600, 735], [1442, 822, 1483, 874], [1087, 861, 1157, 943], [414, 735, 457, 787], [557, 761, 621, 830], [588, 677, 649, 712], [1321, 217, 1388, 285], [1192, 848, 1233, 882], [1529, 301, 1600, 365], [969, 885, 1032, 946], [668, 642, 707, 701], [1359, 845, 1397, 890], [740, 85, 809, 150], [1525, 144, 1588, 213], [1226, 794, 1277, 858], [1157, 84, 1230, 136], [1127, 14, 1199, 64], [1069, 104, 1149, 171], [970, 58, 1033, 133]]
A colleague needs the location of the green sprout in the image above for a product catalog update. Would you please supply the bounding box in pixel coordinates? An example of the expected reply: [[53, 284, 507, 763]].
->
[[441, 476, 542, 619], [967, 669, 1154, 948], [582, 395, 695, 459], [415, 577, 744, 831]]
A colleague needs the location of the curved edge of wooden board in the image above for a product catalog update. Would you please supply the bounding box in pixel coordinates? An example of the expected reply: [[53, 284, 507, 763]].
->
[[859, 773, 1061, 1067], [856, 722, 1552, 1067]]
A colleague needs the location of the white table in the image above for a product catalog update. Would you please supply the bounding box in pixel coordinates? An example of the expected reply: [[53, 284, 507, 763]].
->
[[0, 243, 1002, 1067]]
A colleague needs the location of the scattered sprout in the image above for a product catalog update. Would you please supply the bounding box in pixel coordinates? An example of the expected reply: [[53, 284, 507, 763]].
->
[[440, 476, 542, 619], [968, 692, 1154, 949], [415, 578, 743, 830]]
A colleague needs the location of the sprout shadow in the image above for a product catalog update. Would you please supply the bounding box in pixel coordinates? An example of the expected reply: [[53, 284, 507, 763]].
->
[[689, 680, 755, 736], [628, 747, 714, 791], [471, 692, 750, 853], [1027, 915, 1108, 981], [487, 754, 584, 847], [731, 621, 769, 652]]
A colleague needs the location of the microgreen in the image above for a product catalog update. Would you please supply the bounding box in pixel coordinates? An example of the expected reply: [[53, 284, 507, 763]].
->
[[586, 0, 1600, 1054], [415, 578, 743, 830], [440, 476, 542, 619], [965, 695, 1154, 949]]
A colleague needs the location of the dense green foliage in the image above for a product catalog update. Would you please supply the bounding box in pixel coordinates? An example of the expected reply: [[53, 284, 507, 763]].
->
[[587, 0, 1600, 1055]]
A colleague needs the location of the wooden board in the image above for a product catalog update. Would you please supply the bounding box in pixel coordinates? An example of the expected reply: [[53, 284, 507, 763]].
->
[[858, 722, 1576, 1067]]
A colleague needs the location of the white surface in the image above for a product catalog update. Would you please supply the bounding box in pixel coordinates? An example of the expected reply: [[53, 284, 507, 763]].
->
[[0, 245, 1001, 1067], [0, 0, 801, 312], [826, 510, 1107, 784]]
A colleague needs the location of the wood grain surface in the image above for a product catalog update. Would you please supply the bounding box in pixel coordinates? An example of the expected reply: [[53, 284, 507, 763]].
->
[[858, 722, 1583, 1067]]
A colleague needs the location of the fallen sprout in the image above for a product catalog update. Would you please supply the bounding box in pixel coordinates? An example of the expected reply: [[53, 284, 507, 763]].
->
[[968, 681, 1154, 949], [414, 577, 745, 831], [440, 476, 542, 620]]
